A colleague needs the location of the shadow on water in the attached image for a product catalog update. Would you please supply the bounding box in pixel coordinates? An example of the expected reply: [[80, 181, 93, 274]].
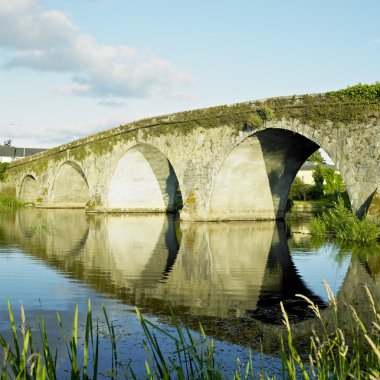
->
[[247, 221, 326, 325], [0, 209, 379, 347]]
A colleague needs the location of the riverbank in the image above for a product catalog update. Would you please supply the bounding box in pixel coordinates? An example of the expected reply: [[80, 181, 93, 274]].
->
[[289, 193, 350, 216]]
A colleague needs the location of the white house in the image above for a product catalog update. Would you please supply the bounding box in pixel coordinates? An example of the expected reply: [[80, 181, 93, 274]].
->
[[296, 162, 338, 185], [0, 146, 46, 163]]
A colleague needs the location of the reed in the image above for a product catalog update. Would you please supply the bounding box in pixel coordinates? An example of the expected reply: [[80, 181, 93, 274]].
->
[[310, 197, 380, 243], [0, 284, 379, 379], [281, 282, 380, 379]]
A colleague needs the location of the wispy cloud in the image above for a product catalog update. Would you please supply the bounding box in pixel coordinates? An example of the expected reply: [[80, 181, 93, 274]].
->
[[0, 0, 194, 104], [2, 115, 129, 148], [97, 98, 128, 107]]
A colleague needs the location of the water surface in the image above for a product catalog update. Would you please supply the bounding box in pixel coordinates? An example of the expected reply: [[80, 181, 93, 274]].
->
[[0, 209, 378, 376]]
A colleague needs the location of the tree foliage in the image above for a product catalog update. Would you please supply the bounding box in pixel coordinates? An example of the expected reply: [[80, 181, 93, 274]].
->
[[323, 167, 345, 195], [289, 176, 312, 201], [307, 150, 325, 164], [311, 163, 324, 199]]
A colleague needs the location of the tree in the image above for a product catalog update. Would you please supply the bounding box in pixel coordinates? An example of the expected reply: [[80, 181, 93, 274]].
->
[[323, 167, 345, 195], [323, 167, 336, 195], [289, 177, 312, 201], [307, 150, 325, 164], [311, 163, 324, 199]]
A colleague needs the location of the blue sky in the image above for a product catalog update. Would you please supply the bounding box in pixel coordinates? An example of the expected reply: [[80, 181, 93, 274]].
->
[[1, 0, 379, 148]]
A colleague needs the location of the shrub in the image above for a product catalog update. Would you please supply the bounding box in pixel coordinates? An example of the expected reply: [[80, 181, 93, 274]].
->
[[0, 193, 23, 212], [310, 197, 380, 243], [289, 177, 312, 201]]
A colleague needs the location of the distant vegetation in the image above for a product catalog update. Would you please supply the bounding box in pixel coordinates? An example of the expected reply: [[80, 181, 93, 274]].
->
[[307, 150, 325, 164], [289, 149, 380, 243], [289, 160, 345, 203]]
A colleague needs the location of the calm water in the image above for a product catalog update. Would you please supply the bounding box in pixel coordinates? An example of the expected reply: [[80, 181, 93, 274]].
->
[[0, 209, 379, 376]]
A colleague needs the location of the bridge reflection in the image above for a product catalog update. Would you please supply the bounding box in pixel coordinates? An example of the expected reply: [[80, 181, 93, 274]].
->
[[0, 209, 378, 326]]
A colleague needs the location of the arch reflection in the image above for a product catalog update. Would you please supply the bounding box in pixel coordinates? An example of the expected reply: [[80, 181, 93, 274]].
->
[[160, 221, 327, 322], [0, 210, 376, 326]]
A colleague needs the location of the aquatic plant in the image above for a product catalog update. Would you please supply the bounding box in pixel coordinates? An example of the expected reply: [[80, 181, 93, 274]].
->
[[281, 282, 380, 379], [310, 197, 380, 243], [0, 283, 379, 379], [0, 193, 24, 212]]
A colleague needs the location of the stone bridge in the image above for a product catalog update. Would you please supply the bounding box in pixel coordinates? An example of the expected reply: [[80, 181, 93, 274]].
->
[[3, 86, 380, 221]]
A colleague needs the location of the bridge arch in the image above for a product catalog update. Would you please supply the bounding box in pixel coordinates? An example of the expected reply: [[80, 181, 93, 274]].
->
[[107, 143, 181, 212], [51, 161, 90, 207], [207, 128, 346, 220], [19, 175, 40, 203]]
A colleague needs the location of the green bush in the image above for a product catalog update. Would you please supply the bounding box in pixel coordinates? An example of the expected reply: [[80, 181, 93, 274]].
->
[[310, 197, 380, 243], [289, 177, 312, 201], [0, 194, 23, 212]]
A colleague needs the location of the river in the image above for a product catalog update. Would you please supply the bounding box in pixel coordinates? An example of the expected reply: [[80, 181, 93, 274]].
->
[[0, 209, 378, 377]]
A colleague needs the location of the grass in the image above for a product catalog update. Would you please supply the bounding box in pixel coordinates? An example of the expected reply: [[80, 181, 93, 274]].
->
[[290, 193, 350, 214], [0, 194, 24, 212], [310, 197, 380, 243], [0, 283, 379, 379]]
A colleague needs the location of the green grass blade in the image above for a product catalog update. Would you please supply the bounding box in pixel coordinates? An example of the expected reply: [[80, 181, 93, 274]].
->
[[93, 320, 99, 380], [18, 329, 30, 378], [7, 300, 20, 364], [38, 316, 57, 380], [70, 304, 79, 378], [102, 304, 118, 377], [82, 300, 91, 379], [0, 334, 19, 378]]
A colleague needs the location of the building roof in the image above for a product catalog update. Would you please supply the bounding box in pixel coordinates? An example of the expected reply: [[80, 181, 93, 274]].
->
[[300, 162, 337, 171], [0, 146, 47, 158]]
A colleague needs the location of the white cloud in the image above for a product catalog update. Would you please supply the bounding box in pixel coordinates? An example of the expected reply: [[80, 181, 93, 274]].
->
[[55, 82, 91, 95], [0, 0, 194, 104]]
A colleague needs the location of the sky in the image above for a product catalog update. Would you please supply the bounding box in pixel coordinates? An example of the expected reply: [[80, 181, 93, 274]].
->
[[0, 0, 379, 148]]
